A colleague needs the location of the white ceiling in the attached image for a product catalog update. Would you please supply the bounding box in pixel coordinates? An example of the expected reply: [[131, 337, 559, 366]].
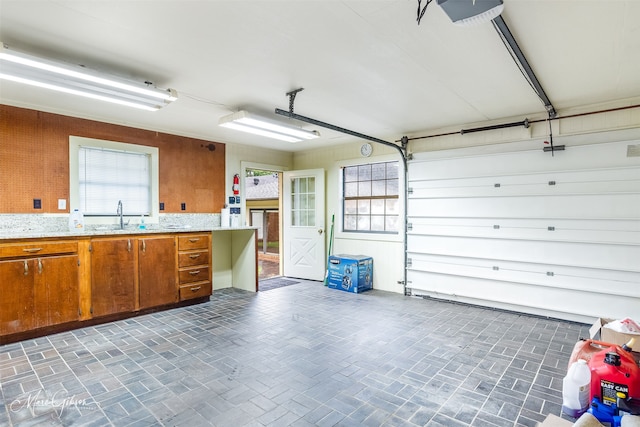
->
[[1, 0, 639, 152]]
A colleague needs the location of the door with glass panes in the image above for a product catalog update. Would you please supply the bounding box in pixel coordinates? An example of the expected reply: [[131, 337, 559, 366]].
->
[[283, 169, 325, 280]]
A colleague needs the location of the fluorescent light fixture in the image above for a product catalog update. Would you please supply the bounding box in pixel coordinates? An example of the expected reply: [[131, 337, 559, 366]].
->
[[219, 110, 320, 143], [437, 0, 504, 26], [0, 41, 177, 111]]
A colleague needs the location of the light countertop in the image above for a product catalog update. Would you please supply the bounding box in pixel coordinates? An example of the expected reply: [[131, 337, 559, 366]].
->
[[0, 226, 257, 241]]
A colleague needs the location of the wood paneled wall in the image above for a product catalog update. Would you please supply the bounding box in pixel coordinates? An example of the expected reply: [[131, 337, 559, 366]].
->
[[0, 105, 225, 213]]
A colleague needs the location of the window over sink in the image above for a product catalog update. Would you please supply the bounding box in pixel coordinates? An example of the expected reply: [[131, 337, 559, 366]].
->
[[69, 136, 159, 225]]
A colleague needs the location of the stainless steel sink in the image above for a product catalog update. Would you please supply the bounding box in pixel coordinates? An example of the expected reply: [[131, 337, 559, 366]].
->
[[94, 225, 134, 231]]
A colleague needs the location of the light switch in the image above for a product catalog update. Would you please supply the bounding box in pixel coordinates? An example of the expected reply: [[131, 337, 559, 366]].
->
[[58, 199, 67, 210]]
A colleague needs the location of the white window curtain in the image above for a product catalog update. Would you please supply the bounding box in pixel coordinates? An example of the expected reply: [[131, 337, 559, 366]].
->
[[78, 146, 151, 216]]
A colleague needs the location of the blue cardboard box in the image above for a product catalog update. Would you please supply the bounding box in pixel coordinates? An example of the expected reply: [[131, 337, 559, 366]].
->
[[327, 255, 373, 293]]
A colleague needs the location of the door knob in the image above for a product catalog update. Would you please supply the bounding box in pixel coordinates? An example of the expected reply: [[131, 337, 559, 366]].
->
[[318, 229, 324, 235]]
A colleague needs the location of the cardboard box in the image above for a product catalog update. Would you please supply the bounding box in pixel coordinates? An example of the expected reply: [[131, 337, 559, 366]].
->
[[327, 255, 373, 294], [537, 414, 573, 427], [589, 318, 640, 351]]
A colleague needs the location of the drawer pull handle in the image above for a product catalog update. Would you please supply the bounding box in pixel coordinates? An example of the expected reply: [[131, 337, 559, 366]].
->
[[190, 286, 202, 292], [23, 248, 43, 253], [38, 259, 43, 274], [188, 238, 200, 243], [189, 254, 200, 259], [189, 270, 201, 275], [24, 260, 28, 276], [127, 239, 132, 252]]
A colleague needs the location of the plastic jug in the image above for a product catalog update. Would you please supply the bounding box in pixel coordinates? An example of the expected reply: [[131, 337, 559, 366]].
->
[[562, 359, 592, 418], [68, 209, 84, 232]]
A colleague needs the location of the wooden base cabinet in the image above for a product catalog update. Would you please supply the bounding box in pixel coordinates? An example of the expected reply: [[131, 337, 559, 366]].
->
[[37, 254, 79, 327], [177, 234, 212, 301], [0, 241, 79, 335], [90, 238, 136, 317], [138, 236, 178, 309], [2, 232, 212, 343], [0, 258, 36, 334], [90, 235, 177, 316]]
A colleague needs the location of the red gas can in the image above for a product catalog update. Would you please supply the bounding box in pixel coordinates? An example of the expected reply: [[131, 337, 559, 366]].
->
[[588, 346, 640, 406], [568, 339, 614, 369]]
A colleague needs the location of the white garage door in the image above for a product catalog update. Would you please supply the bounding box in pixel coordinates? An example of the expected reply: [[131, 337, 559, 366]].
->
[[406, 140, 640, 323]]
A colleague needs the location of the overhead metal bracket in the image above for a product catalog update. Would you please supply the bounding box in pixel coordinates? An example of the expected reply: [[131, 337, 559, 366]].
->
[[401, 135, 409, 150], [286, 88, 305, 114], [542, 117, 564, 156]]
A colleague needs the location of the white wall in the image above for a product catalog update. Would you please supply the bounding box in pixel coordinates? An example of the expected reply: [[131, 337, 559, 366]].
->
[[294, 143, 406, 293]]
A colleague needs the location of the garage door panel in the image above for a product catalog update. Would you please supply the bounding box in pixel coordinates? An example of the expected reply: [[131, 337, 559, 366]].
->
[[409, 167, 640, 199], [406, 270, 640, 322], [407, 234, 639, 271], [408, 152, 553, 180], [407, 194, 640, 219], [408, 217, 640, 245], [407, 253, 640, 298], [406, 140, 640, 321], [409, 141, 639, 180]]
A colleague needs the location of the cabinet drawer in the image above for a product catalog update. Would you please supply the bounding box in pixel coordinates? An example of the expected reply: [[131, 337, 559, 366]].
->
[[178, 234, 210, 251], [178, 250, 209, 267], [179, 281, 212, 301], [179, 266, 210, 284], [0, 240, 78, 259]]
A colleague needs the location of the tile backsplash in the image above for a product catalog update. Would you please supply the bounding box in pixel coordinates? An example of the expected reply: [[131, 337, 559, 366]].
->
[[0, 214, 69, 233], [159, 213, 222, 229], [0, 213, 221, 233]]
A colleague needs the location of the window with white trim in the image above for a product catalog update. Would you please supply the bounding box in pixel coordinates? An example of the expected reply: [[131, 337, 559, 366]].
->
[[79, 146, 151, 216], [69, 136, 159, 224], [343, 161, 399, 233]]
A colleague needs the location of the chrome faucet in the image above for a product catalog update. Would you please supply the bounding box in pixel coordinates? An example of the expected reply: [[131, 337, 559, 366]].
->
[[117, 200, 124, 229]]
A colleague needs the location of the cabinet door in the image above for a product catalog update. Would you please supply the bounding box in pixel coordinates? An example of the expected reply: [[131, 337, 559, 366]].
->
[[139, 236, 177, 309], [36, 255, 80, 327], [91, 238, 136, 317], [0, 259, 35, 334]]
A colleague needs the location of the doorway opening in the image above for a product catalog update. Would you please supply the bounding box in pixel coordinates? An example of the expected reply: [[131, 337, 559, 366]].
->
[[244, 169, 282, 283]]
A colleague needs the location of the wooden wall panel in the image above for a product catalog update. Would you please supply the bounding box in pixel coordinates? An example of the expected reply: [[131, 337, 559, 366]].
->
[[0, 108, 54, 212], [0, 105, 225, 213]]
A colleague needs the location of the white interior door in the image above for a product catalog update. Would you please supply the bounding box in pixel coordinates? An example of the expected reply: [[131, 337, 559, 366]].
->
[[283, 169, 325, 280]]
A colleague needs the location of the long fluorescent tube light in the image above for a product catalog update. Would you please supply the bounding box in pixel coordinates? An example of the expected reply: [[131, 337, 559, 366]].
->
[[437, 0, 504, 26], [0, 42, 177, 111], [219, 110, 320, 143]]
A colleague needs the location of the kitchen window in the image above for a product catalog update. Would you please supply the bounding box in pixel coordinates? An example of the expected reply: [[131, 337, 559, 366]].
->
[[69, 136, 159, 223], [79, 146, 151, 215], [342, 161, 399, 233]]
